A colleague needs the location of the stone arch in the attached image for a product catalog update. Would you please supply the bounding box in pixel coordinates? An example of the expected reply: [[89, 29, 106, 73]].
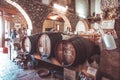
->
[[45, 10, 72, 32], [65, 13, 80, 31], [5, 0, 32, 35], [43, 10, 80, 32], [5, 0, 79, 33], [75, 19, 89, 32]]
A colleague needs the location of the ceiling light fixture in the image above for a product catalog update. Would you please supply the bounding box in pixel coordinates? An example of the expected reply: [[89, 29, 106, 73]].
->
[[53, 4, 68, 12], [49, 15, 58, 20]]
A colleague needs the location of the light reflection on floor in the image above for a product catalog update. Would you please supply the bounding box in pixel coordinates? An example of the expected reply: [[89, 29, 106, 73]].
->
[[0, 52, 46, 80], [0, 52, 20, 80], [0, 52, 62, 80]]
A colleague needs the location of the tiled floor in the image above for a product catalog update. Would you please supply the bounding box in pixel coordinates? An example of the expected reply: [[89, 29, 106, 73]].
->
[[0, 52, 39, 80], [0, 52, 20, 80], [0, 52, 62, 80]]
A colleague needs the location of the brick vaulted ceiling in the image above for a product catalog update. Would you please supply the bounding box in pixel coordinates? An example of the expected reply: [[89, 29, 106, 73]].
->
[[8, 0, 79, 33]]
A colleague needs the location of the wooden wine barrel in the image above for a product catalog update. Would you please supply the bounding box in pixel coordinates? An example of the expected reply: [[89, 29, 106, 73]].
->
[[55, 36, 100, 67], [22, 33, 42, 54], [37, 32, 62, 59]]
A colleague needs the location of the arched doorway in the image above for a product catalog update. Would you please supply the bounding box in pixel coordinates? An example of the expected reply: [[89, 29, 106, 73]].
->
[[5, 0, 32, 35], [43, 11, 71, 32], [75, 19, 89, 33]]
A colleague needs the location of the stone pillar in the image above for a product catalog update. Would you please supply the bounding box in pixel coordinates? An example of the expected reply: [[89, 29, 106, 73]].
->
[[0, 11, 5, 47]]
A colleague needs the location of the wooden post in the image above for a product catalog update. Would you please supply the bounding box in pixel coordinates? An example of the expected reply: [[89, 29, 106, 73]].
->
[[88, 0, 91, 17]]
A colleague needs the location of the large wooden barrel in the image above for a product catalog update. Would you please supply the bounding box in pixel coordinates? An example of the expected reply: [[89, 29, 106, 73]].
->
[[37, 32, 62, 59], [22, 33, 42, 54], [55, 36, 100, 67]]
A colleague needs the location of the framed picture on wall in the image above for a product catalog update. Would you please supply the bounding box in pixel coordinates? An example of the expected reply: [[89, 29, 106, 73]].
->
[[14, 23, 21, 31]]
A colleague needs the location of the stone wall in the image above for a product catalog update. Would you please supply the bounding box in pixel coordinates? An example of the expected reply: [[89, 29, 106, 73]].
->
[[12, 0, 79, 34], [12, 12, 27, 29], [13, 0, 51, 34], [65, 12, 79, 31]]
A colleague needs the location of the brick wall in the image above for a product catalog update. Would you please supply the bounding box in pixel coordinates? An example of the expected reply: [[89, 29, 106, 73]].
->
[[12, 0, 79, 34], [13, 0, 51, 34], [12, 12, 27, 29]]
